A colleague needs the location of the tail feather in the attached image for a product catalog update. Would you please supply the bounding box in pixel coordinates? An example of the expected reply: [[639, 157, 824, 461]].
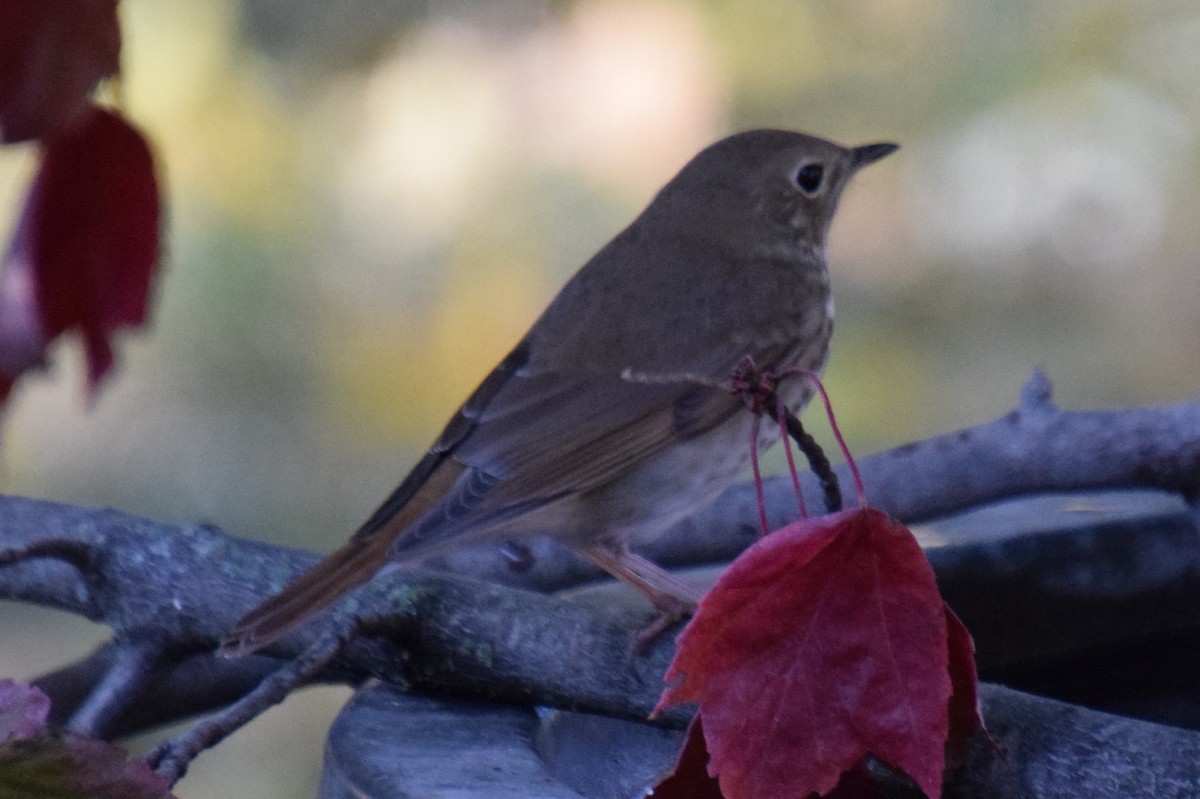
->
[[218, 535, 391, 657], [219, 457, 469, 657]]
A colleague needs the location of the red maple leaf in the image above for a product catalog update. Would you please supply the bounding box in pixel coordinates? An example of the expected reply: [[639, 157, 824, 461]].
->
[[655, 507, 956, 799], [653, 718, 890, 799], [1, 106, 161, 402], [651, 718, 725, 799]]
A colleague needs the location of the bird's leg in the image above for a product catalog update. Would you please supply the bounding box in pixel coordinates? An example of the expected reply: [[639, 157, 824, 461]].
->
[[578, 543, 700, 650]]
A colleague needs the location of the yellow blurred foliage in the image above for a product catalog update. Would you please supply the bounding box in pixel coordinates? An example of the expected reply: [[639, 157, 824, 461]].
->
[[122, 0, 305, 233], [324, 253, 550, 447]]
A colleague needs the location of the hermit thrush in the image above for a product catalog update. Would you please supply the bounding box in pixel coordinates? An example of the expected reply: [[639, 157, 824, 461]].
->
[[220, 130, 896, 656]]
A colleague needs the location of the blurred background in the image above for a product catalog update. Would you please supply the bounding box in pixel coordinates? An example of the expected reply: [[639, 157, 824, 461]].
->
[[2, 0, 1199, 796]]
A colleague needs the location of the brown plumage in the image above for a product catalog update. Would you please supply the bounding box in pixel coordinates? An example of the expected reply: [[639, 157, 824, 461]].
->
[[219, 130, 896, 657]]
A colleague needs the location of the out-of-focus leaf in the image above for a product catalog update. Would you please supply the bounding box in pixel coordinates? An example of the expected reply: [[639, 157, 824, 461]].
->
[[0, 679, 173, 798], [0, 680, 50, 744], [0, 734, 175, 799], [1, 106, 161, 401], [0, 0, 121, 143]]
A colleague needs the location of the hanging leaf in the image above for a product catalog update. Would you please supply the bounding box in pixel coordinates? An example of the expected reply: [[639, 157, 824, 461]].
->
[[1, 106, 161, 401], [649, 718, 725, 799], [0, 0, 121, 142], [656, 508, 954, 799], [0, 0, 120, 141], [944, 607, 984, 765]]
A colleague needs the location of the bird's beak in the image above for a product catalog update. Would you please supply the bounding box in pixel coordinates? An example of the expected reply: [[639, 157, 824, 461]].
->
[[850, 142, 899, 168]]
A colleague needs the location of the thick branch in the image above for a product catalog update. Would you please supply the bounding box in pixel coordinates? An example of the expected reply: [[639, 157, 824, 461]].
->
[[948, 684, 1200, 798], [3, 382, 1200, 790], [3, 384, 1200, 719], [320, 681, 1200, 799], [0, 495, 683, 729], [436, 375, 1200, 590]]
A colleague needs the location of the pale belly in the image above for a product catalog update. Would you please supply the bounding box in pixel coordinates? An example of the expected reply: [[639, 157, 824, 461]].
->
[[566, 372, 819, 548]]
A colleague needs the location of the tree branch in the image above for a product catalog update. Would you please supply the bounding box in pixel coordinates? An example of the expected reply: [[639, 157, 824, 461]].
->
[[433, 372, 1200, 590], [3, 375, 1200, 791], [948, 684, 1200, 798]]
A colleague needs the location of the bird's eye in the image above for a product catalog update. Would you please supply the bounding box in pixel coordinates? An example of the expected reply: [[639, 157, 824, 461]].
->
[[794, 163, 824, 194]]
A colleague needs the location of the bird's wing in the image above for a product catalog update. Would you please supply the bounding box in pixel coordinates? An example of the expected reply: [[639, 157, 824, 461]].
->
[[358, 338, 757, 555], [220, 339, 764, 656]]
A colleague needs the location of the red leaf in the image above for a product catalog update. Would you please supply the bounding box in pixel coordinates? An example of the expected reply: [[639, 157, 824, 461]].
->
[[0, 0, 121, 142], [0, 734, 176, 799], [653, 719, 890, 799], [0, 679, 174, 798], [826, 761, 888, 799], [2, 106, 161, 399], [0, 680, 50, 744], [651, 718, 726, 799], [945, 607, 984, 764], [656, 508, 952, 799]]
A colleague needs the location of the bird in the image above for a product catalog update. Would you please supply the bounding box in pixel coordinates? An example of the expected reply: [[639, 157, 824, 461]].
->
[[219, 129, 897, 657]]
